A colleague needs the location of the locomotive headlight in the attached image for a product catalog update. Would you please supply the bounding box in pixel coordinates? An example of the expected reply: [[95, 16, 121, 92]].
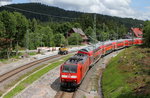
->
[[61, 75, 67, 78], [62, 79, 65, 81], [71, 76, 77, 78]]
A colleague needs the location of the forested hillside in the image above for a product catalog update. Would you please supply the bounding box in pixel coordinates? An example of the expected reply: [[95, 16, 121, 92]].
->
[[0, 3, 143, 28], [0, 3, 81, 22], [0, 3, 145, 59]]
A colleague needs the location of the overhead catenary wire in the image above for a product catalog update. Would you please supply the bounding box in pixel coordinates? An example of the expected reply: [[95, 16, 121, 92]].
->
[[3, 5, 109, 47], [88, 35, 99, 43], [3, 5, 79, 20]]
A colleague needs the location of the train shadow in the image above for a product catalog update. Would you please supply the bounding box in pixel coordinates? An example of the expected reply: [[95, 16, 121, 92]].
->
[[50, 77, 60, 92], [50, 77, 76, 92], [61, 87, 76, 92]]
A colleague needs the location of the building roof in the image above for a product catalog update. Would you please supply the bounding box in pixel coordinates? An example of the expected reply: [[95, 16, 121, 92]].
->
[[131, 28, 143, 38], [72, 28, 85, 36], [71, 28, 88, 40]]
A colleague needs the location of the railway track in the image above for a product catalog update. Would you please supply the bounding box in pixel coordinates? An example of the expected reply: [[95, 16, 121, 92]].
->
[[0, 52, 74, 83], [54, 52, 102, 98], [54, 55, 101, 98], [55, 91, 75, 98]]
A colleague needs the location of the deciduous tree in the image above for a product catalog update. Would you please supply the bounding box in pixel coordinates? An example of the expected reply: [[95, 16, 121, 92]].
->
[[68, 33, 83, 45]]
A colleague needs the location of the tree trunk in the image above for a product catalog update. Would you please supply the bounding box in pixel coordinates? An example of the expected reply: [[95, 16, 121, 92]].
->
[[7, 40, 13, 59], [7, 48, 10, 59], [16, 41, 19, 56]]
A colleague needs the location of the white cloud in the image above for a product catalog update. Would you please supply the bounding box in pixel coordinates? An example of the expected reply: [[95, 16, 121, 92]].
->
[[9, 0, 150, 20], [0, 1, 12, 6], [29, 0, 54, 5], [135, 11, 150, 20], [145, 6, 150, 9], [102, 0, 131, 9], [55, 0, 92, 6], [30, 0, 136, 18]]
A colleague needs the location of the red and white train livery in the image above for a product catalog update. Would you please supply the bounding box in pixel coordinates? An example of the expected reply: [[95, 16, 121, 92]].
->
[[60, 38, 143, 89]]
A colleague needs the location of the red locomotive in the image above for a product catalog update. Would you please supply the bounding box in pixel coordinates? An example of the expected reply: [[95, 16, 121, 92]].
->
[[60, 53, 90, 88], [60, 38, 143, 89]]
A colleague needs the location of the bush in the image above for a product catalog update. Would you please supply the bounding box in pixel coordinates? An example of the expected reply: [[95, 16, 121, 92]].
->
[[68, 33, 83, 45]]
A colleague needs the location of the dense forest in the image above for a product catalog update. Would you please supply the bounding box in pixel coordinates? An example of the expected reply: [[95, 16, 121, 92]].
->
[[143, 21, 150, 47], [0, 3, 143, 28], [0, 3, 145, 59]]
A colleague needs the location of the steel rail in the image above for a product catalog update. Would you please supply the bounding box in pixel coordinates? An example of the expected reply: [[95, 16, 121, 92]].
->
[[0, 52, 74, 83]]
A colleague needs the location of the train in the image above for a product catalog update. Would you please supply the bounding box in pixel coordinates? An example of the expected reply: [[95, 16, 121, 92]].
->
[[60, 38, 143, 89]]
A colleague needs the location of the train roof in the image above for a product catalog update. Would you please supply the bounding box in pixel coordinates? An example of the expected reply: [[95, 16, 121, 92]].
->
[[79, 38, 143, 52], [79, 46, 94, 52], [65, 53, 88, 64]]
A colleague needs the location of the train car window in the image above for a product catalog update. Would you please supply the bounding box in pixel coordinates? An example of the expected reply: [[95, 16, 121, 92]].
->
[[106, 44, 112, 46], [80, 49, 88, 52], [62, 65, 77, 73]]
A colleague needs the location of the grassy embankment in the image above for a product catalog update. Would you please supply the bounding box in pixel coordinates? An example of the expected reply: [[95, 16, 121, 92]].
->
[[2, 54, 72, 98], [102, 46, 150, 98]]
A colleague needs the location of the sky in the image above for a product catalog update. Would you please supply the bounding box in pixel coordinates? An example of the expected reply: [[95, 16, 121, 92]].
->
[[0, 0, 150, 20]]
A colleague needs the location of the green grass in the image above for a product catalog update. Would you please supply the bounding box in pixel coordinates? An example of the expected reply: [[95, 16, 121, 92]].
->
[[0, 58, 8, 62], [28, 52, 37, 56], [0, 90, 3, 97], [102, 52, 131, 98], [0, 53, 23, 63], [3, 55, 72, 98], [102, 47, 150, 98]]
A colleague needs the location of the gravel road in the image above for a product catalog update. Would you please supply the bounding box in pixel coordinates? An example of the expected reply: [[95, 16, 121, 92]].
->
[[14, 66, 60, 98]]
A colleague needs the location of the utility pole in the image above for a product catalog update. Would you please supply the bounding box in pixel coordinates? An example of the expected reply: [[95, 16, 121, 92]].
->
[[94, 13, 96, 37], [76, 35, 79, 50], [93, 13, 97, 49], [131, 28, 134, 45], [102, 23, 105, 69], [93, 13, 96, 41], [103, 23, 105, 41], [116, 26, 119, 54]]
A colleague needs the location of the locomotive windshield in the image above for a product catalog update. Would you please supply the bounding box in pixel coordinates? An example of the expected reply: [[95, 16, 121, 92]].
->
[[62, 65, 77, 73]]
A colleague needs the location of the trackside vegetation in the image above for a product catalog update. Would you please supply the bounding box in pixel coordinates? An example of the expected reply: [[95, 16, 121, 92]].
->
[[3, 54, 72, 98], [0, 3, 144, 59], [143, 21, 150, 47], [102, 46, 150, 98]]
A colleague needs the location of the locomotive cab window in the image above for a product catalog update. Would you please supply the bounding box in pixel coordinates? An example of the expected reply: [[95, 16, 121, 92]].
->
[[80, 49, 88, 52], [62, 65, 77, 73]]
